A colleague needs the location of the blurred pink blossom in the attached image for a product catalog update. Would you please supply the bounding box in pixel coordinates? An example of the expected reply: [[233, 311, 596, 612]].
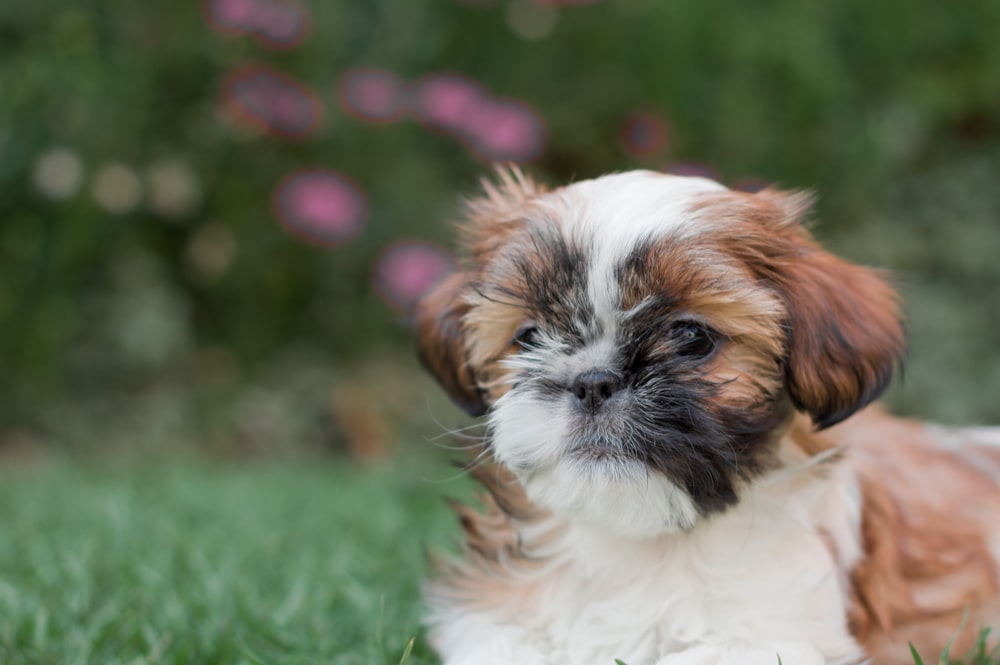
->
[[339, 68, 410, 123], [414, 73, 546, 163], [621, 112, 669, 157], [665, 162, 721, 183], [223, 66, 322, 138], [414, 74, 490, 134], [205, 0, 308, 49], [374, 242, 455, 314], [273, 169, 366, 246], [467, 99, 546, 162]]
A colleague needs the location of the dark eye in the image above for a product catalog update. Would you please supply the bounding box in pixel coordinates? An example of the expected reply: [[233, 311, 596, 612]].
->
[[512, 323, 540, 350], [671, 321, 717, 358]]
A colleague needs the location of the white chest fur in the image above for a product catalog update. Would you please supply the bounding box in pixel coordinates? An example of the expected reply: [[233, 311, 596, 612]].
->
[[428, 457, 867, 665]]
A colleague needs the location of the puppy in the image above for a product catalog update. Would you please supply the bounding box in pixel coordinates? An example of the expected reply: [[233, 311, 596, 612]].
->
[[416, 168, 1000, 665]]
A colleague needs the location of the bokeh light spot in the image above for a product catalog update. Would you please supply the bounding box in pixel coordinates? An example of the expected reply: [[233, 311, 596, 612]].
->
[[273, 169, 366, 246], [506, 0, 559, 41], [223, 67, 321, 138], [185, 223, 238, 285], [92, 163, 143, 215], [33, 147, 84, 200], [339, 68, 410, 123], [374, 241, 455, 315], [622, 112, 669, 157], [146, 158, 203, 221]]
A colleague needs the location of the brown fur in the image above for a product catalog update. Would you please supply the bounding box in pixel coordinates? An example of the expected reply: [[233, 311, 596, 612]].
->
[[416, 269, 486, 416], [801, 408, 1000, 663], [688, 190, 906, 429], [416, 168, 548, 412]]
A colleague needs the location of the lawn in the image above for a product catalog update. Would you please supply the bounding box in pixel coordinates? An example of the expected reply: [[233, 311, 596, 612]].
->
[[0, 455, 474, 665], [2, 455, 997, 665]]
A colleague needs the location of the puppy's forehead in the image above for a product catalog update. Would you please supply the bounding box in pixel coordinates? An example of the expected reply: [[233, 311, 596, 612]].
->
[[537, 171, 729, 324], [549, 171, 727, 242]]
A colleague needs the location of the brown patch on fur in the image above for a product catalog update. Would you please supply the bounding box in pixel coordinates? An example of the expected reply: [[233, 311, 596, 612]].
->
[[416, 167, 547, 413], [429, 465, 562, 611], [416, 270, 486, 416], [828, 408, 1000, 662], [616, 238, 788, 410], [688, 190, 906, 429], [705, 344, 784, 406]]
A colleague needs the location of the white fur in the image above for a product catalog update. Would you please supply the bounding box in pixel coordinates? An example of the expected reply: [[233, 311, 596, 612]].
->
[[491, 328, 701, 536], [429, 439, 866, 665], [545, 171, 726, 333]]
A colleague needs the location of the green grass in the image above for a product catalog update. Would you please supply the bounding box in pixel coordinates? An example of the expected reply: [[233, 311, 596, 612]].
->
[[0, 457, 474, 665], [2, 458, 997, 665], [911, 628, 1000, 665]]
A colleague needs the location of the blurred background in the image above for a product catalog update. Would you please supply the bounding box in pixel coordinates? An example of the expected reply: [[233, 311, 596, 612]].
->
[[2, 0, 999, 465]]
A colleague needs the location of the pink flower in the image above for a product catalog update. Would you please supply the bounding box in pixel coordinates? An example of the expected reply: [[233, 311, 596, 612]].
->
[[339, 68, 410, 123], [273, 169, 366, 246], [374, 242, 455, 315], [414, 74, 490, 133], [223, 66, 322, 138], [414, 73, 546, 163], [468, 99, 546, 162], [204, 0, 308, 49]]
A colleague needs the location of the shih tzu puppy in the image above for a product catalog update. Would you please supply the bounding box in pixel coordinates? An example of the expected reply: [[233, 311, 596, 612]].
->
[[416, 168, 1000, 665]]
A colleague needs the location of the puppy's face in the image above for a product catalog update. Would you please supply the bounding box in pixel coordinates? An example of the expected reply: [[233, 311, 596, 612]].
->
[[419, 170, 904, 536]]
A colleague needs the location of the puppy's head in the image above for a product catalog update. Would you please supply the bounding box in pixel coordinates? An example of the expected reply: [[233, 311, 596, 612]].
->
[[418, 169, 905, 536]]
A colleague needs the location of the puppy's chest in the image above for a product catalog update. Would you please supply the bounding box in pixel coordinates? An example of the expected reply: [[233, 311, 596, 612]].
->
[[505, 516, 858, 663]]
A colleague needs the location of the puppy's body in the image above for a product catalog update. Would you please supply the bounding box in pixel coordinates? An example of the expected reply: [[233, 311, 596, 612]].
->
[[427, 409, 1000, 664], [417, 170, 1000, 664]]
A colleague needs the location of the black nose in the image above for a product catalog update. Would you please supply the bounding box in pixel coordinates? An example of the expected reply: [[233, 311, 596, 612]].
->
[[571, 370, 622, 412]]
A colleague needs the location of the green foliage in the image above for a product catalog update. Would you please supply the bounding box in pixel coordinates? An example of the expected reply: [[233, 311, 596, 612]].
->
[[1, 0, 999, 445]]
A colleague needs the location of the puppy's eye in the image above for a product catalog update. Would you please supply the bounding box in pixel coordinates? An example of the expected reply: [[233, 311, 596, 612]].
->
[[671, 321, 717, 358], [512, 323, 540, 350]]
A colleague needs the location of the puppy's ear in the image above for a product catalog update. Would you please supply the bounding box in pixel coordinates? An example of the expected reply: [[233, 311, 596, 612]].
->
[[416, 270, 487, 417], [756, 191, 906, 429]]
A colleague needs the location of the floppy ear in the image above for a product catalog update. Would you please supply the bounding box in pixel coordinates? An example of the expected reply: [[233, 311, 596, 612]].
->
[[415, 270, 487, 417], [756, 191, 907, 429]]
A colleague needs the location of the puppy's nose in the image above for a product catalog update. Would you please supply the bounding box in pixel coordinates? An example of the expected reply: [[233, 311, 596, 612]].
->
[[571, 370, 622, 413]]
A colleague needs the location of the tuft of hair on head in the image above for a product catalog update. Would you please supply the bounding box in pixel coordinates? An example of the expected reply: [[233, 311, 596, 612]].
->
[[416, 166, 548, 417], [458, 164, 547, 259]]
